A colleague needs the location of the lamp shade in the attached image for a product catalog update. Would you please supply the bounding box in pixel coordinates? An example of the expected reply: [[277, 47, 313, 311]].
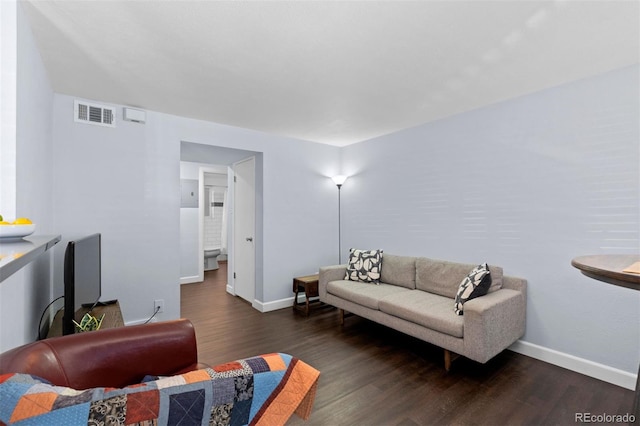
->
[[331, 175, 347, 186]]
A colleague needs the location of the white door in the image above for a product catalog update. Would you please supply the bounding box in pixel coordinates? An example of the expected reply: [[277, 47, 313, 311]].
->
[[233, 157, 255, 303]]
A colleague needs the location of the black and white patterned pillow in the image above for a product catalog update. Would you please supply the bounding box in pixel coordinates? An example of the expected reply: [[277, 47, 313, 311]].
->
[[344, 249, 383, 284], [454, 263, 492, 315]]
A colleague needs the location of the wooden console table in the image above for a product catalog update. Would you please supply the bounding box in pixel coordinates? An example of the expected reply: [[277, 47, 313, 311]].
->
[[47, 301, 124, 338]]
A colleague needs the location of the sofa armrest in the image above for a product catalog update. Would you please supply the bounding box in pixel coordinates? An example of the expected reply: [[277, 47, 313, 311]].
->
[[319, 265, 347, 301], [0, 319, 199, 389], [462, 288, 526, 363]]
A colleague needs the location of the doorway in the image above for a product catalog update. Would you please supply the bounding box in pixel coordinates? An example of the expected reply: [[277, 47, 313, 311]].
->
[[179, 142, 263, 309]]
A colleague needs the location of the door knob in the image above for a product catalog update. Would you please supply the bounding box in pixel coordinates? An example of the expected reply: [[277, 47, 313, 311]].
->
[[246, 237, 253, 242]]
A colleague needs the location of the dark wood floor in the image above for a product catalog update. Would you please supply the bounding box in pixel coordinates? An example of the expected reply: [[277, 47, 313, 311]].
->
[[181, 263, 634, 425]]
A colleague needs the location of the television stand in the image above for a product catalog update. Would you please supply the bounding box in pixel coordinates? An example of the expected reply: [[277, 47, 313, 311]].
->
[[81, 299, 118, 308], [47, 300, 124, 338]]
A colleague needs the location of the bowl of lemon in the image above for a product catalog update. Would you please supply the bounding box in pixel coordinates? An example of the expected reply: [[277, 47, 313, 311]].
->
[[0, 216, 36, 240]]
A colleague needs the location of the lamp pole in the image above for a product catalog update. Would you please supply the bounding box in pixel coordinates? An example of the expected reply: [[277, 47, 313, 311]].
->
[[337, 183, 342, 264], [331, 175, 347, 264]]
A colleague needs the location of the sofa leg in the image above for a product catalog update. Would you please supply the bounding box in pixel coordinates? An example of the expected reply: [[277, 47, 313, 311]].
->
[[338, 309, 354, 325], [444, 350, 459, 372]]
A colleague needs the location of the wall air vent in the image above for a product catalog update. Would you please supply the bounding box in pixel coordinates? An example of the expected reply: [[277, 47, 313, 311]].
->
[[74, 100, 116, 127]]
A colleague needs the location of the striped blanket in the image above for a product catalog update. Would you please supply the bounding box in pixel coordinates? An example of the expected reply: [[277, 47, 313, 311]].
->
[[0, 353, 319, 425]]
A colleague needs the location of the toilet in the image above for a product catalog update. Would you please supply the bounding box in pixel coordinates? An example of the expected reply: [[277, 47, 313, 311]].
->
[[204, 247, 221, 271]]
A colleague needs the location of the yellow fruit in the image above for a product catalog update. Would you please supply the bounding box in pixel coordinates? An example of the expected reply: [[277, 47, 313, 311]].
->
[[13, 217, 32, 225], [0, 221, 10, 225]]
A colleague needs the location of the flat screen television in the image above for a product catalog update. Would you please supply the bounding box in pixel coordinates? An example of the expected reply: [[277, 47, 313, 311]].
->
[[63, 233, 102, 335]]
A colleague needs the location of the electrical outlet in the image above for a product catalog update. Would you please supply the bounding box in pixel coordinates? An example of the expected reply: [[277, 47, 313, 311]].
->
[[154, 299, 164, 313]]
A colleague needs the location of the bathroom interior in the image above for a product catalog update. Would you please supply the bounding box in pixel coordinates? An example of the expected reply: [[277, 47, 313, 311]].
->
[[203, 171, 228, 271]]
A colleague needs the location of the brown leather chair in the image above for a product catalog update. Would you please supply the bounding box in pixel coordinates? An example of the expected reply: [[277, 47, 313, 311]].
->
[[0, 319, 200, 390]]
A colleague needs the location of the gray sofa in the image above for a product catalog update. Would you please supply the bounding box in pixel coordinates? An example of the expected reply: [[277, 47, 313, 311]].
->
[[319, 254, 527, 370]]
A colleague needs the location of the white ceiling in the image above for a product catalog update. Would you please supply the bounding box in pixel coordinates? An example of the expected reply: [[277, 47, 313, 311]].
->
[[22, 1, 639, 146]]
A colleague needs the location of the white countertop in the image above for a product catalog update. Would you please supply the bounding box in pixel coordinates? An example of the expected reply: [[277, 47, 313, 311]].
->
[[0, 235, 61, 282]]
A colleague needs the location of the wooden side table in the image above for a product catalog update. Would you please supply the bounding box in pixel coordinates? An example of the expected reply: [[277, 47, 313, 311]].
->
[[293, 274, 320, 316]]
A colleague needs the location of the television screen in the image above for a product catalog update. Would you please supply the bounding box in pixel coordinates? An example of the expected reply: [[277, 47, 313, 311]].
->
[[63, 233, 101, 335]]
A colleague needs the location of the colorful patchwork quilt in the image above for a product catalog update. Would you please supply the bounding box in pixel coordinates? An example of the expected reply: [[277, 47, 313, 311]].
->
[[0, 352, 319, 425]]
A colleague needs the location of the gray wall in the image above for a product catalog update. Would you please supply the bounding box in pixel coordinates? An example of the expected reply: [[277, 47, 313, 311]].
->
[[341, 65, 640, 374]]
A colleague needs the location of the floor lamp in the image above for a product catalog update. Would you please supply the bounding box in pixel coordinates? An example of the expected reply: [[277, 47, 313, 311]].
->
[[331, 175, 347, 264]]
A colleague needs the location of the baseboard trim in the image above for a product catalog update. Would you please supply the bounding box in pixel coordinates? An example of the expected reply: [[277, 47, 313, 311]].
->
[[509, 340, 637, 390], [253, 295, 321, 312], [125, 317, 158, 326], [253, 296, 296, 313], [180, 275, 201, 285]]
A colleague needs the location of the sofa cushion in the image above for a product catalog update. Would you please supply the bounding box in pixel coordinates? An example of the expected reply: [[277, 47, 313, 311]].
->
[[345, 248, 383, 283], [327, 280, 410, 310], [380, 254, 417, 289], [454, 263, 492, 315], [379, 291, 464, 338], [416, 258, 503, 298]]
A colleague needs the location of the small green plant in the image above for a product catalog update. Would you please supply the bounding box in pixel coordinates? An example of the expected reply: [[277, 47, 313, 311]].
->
[[73, 313, 105, 332]]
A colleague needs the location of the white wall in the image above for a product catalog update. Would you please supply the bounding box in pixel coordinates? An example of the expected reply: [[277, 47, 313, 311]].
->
[[16, 10, 54, 234], [0, 0, 17, 220], [341, 65, 640, 382], [203, 173, 227, 252], [179, 161, 202, 281], [179, 209, 199, 280], [0, 1, 55, 351], [51, 97, 182, 324], [176, 127, 341, 306]]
